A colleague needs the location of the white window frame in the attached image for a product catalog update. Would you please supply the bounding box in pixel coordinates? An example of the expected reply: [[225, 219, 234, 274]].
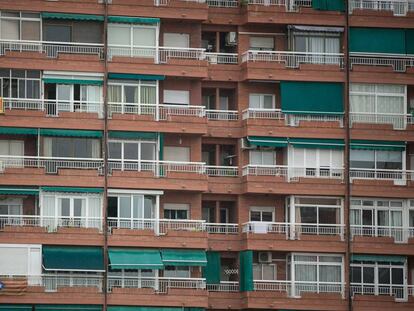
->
[[350, 149, 405, 171], [249, 206, 275, 222], [0, 243, 42, 279], [107, 80, 158, 106], [292, 31, 341, 53], [0, 198, 23, 215], [163, 203, 190, 220], [249, 93, 275, 109], [163, 90, 190, 106], [249, 150, 276, 166], [290, 196, 344, 225], [0, 69, 41, 99], [0, 11, 42, 41]]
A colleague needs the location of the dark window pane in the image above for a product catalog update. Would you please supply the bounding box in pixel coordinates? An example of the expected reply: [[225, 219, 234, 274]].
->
[[378, 268, 390, 284], [392, 268, 404, 285], [300, 206, 317, 223], [351, 266, 361, 283], [124, 143, 138, 160], [44, 24, 71, 42], [107, 197, 118, 218], [363, 267, 375, 284], [250, 211, 261, 221], [319, 208, 338, 224], [262, 212, 273, 222]]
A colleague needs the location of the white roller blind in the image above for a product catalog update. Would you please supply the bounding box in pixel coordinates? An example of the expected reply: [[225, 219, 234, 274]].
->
[[133, 27, 156, 46], [163, 33, 189, 48], [88, 197, 102, 219], [250, 37, 274, 50], [164, 146, 190, 162], [28, 247, 42, 276], [108, 25, 130, 46], [163, 90, 190, 105], [0, 246, 28, 275]]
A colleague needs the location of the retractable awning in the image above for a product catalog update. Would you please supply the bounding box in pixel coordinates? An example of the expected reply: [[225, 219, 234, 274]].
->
[[108, 16, 160, 24], [350, 27, 406, 54], [312, 0, 345, 11], [107, 308, 203, 311], [289, 138, 345, 149], [41, 12, 104, 21], [0, 187, 39, 195], [246, 136, 288, 148], [108, 73, 165, 81], [42, 71, 104, 85], [42, 246, 104, 272], [351, 254, 406, 264], [108, 248, 164, 270], [35, 306, 102, 311], [0, 306, 33, 311], [39, 129, 103, 138], [350, 140, 406, 151], [161, 249, 207, 267], [108, 131, 158, 140], [41, 187, 103, 193], [0, 127, 37, 135]]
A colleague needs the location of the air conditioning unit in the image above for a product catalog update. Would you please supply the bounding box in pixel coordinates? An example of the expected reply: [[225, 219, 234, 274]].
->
[[225, 32, 237, 46], [258, 252, 272, 263], [240, 138, 255, 150]]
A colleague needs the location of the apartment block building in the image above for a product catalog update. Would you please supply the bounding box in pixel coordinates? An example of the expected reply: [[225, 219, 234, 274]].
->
[[0, 0, 413, 310]]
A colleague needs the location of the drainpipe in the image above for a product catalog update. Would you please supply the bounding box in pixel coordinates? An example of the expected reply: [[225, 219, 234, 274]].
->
[[103, 1, 109, 310], [344, 1, 352, 310]]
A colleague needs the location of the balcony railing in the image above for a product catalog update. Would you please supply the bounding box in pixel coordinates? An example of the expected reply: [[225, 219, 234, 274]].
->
[[243, 165, 344, 180], [0, 39, 104, 59], [349, 0, 414, 16], [285, 114, 344, 127], [207, 0, 239, 7], [0, 215, 102, 232], [0, 155, 104, 174], [253, 280, 344, 297], [350, 225, 414, 243], [349, 52, 414, 72], [205, 109, 239, 121], [206, 165, 239, 177], [350, 112, 411, 130], [107, 276, 206, 293], [351, 284, 414, 301], [3, 98, 103, 117], [243, 222, 289, 235], [205, 222, 239, 234], [242, 108, 285, 120], [242, 50, 344, 68], [248, 0, 285, 5], [350, 168, 414, 184], [154, 0, 206, 5], [205, 52, 238, 64], [207, 281, 239, 292]]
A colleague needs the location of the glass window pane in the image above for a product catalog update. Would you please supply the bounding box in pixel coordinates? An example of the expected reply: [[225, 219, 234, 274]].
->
[[319, 207, 339, 224], [392, 268, 404, 285], [263, 95, 273, 109], [253, 264, 261, 280], [44, 24, 71, 42], [0, 205, 8, 214], [60, 198, 70, 217], [119, 197, 131, 218], [133, 27, 156, 46], [377, 210, 389, 226], [132, 195, 143, 219], [295, 264, 317, 282], [363, 267, 375, 284], [350, 150, 375, 169], [262, 264, 275, 280], [250, 211, 261, 221], [378, 268, 390, 284], [73, 199, 83, 217], [124, 143, 139, 160], [351, 266, 362, 283], [26, 80, 40, 99], [108, 85, 122, 103], [124, 85, 138, 103], [109, 142, 122, 159], [1, 19, 19, 40], [294, 36, 306, 52], [108, 25, 130, 46], [319, 265, 341, 282], [262, 151, 275, 165], [376, 151, 402, 170], [262, 212, 273, 222], [144, 196, 154, 219], [249, 94, 260, 109], [299, 206, 317, 223], [141, 143, 155, 161], [21, 20, 40, 40], [362, 209, 373, 226]]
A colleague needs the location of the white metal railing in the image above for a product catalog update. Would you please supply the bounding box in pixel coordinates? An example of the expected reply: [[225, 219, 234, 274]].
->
[[285, 114, 344, 127], [349, 52, 414, 72], [254, 280, 344, 296], [242, 165, 344, 180], [253, 280, 290, 292], [0, 215, 102, 232], [242, 50, 344, 68], [350, 225, 414, 243], [243, 222, 289, 235], [107, 276, 206, 293], [207, 0, 239, 7], [0, 39, 104, 58], [248, 0, 313, 11], [107, 159, 205, 177], [205, 223, 239, 234], [205, 52, 238, 64], [350, 168, 414, 183], [206, 165, 239, 177], [350, 112, 411, 130], [159, 46, 206, 63], [248, 0, 285, 5], [3, 98, 103, 117], [207, 281, 239, 292], [349, 0, 414, 16], [0, 155, 104, 174], [205, 109, 239, 121], [155, 0, 206, 6], [292, 223, 345, 238], [242, 108, 285, 120], [351, 284, 414, 301]]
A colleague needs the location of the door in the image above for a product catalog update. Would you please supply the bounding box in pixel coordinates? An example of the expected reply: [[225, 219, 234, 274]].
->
[[56, 84, 72, 113], [220, 207, 229, 224]]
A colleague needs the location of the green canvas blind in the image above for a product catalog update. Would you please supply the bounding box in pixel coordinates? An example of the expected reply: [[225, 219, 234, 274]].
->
[[108, 248, 164, 270], [350, 140, 406, 151], [312, 0, 345, 11], [108, 73, 165, 81], [406, 29, 414, 54], [41, 12, 104, 21], [108, 16, 160, 24], [43, 78, 103, 86], [351, 254, 406, 263], [239, 250, 253, 292], [246, 136, 288, 148], [108, 131, 158, 140], [0, 187, 39, 195], [39, 129, 103, 138], [0, 306, 33, 311], [280, 81, 344, 115], [42, 246, 104, 271], [202, 251, 221, 284], [41, 187, 103, 193], [161, 249, 207, 266], [349, 28, 406, 54], [0, 127, 37, 135], [107, 308, 203, 311], [289, 138, 345, 149]]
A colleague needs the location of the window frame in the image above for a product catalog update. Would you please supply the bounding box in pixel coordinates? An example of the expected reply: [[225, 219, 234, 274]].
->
[[249, 93, 275, 109], [0, 11, 42, 41], [0, 69, 41, 99]]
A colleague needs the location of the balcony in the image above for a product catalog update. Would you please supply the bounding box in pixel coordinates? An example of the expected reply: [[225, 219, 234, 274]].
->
[[351, 284, 414, 302], [350, 112, 414, 130], [207, 0, 239, 7], [253, 280, 344, 297], [350, 168, 414, 185], [351, 225, 414, 243], [206, 281, 240, 292], [349, 0, 414, 16], [349, 52, 414, 73], [243, 165, 344, 180], [107, 276, 205, 292]]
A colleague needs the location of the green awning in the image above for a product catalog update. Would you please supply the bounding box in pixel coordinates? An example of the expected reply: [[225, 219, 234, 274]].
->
[[406, 29, 414, 54], [43, 78, 103, 86], [203, 251, 221, 284], [280, 81, 344, 115], [290, 138, 345, 149], [39, 129, 103, 138], [107, 308, 203, 311], [41, 12, 104, 21], [239, 250, 253, 292], [0, 187, 39, 195], [350, 27, 406, 54], [108, 73, 165, 81], [42, 246, 104, 272], [350, 140, 406, 151], [108, 248, 163, 270], [108, 131, 158, 140], [161, 249, 207, 267], [0, 127, 37, 135], [159, 133, 164, 161], [246, 136, 288, 148], [351, 254, 406, 263], [41, 187, 103, 194], [108, 16, 160, 24], [312, 0, 345, 11], [0, 306, 33, 311]]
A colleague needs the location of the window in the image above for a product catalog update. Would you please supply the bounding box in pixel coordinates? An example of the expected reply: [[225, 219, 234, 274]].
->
[[249, 94, 275, 109], [0, 198, 22, 215], [163, 266, 190, 278], [253, 263, 276, 280], [293, 31, 340, 64], [163, 146, 190, 162], [250, 36, 274, 51], [163, 90, 190, 105], [163, 33, 189, 48], [108, 139, 157, 170], [0, 140, 24, 156], [44, 24, 71, 42], [0, 244, 42, 280], [43, 137, 101, 158], [350, 150, 403, 170], [164, 203, 189, 220], [108, 80, 157, 107], [250, 207, 274, 222], [250, 150, 276, 166], [108, 269, 156, 289], [0, 11, 41, 41], [0, 69, 41, 99]]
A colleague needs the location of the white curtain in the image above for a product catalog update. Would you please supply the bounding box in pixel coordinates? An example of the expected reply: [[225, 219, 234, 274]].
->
[[43, 137, 53, 157], [41, 194, 56, 230], [88, 196, 102, 229], [295, 264, 317, 282], [350, 209, 361, 226], [319, 265, 341, 283], [141, 86, 156, 105], [325, 37, 340, 54], [91, 139, 100, 158], [108, 85, 122, 103]]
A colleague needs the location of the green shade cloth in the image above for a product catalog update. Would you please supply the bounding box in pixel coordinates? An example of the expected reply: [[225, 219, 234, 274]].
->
[[0, 187, 39, 195], [280, 81, 344, 115], [43, 78, 103, 86], [239, 250, 253, 292], [0, 127, 37, 135], [41, 12, 104, 21], [108, 248, 164, 270], [350, 140, 406, 151], [108, 131, 158, 140], [108, 73, 165, 81], [41, 187, 103, 193], [161, 249, 207, 267], [312, 0, 345, 11], [0, 306, 33, 311], [158, 133, 164, 161], [349, 28, 406, 54], [39, 129, 103, 138], [108, 16, 160, 24], [247, 136, 288, 148], [42, 246, 104, 271], [406, 29, 414, 54], [203, 251, 221, 284], [107, 308, 203, 311], [351, 254, 406, 263], [290, 138, 345, 149]]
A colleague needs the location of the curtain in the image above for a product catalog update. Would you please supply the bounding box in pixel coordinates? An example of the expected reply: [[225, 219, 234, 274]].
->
[[43, 137, 53, 157], [325, 37, 340, 53], [108, 25, 130, 46], [88, 197, 102, 229], [295, 264, 317, 282], [41, 194, 56, 230], [1, 20, 19, 40], [319, 265, 341, 283], [249, 94, 261, 109], [141, 86, 156, 105], [350, 209, 361, 225], [108, 85, 122, 103], [91, 139, 100, 158]]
